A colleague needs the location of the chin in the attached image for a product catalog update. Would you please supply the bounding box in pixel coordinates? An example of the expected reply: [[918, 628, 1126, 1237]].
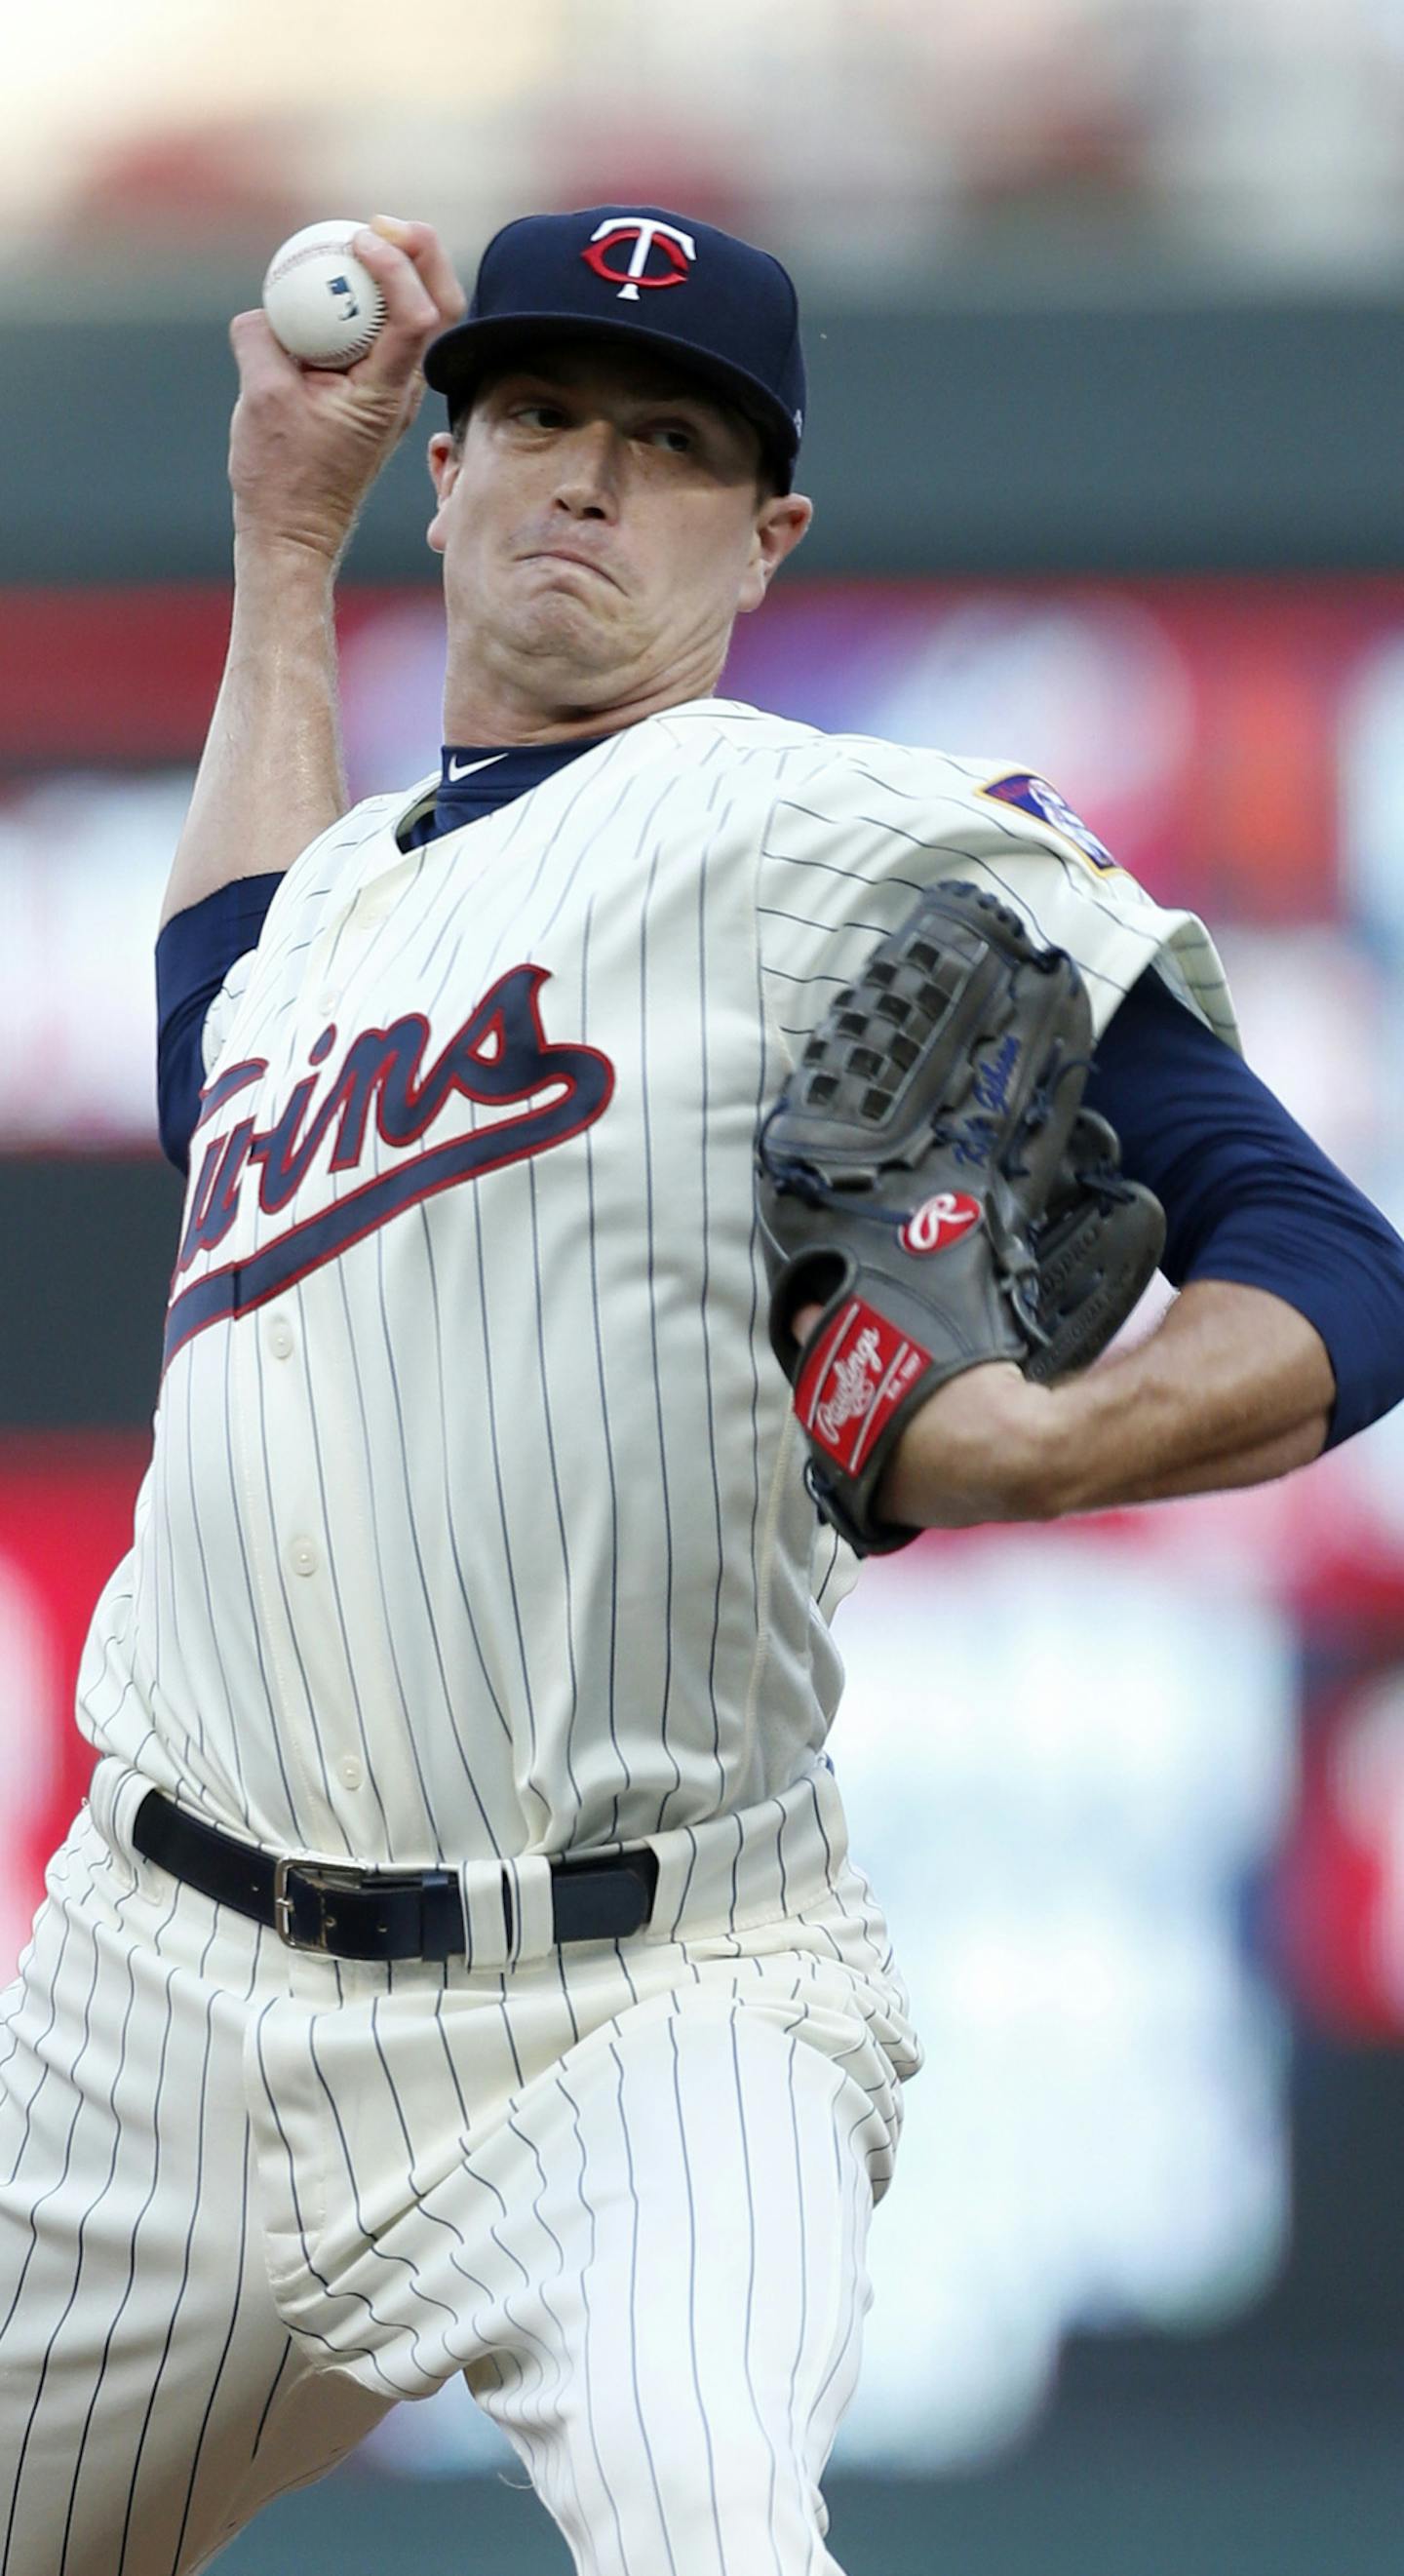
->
[[515, 598, 632, 675]]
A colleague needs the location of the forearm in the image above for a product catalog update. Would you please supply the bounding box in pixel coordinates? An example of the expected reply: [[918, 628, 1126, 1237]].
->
[[159, 219, 465, 934], [881, 1280, 1336, 1529], [160, 539, 345, 929], [1037, 1279, 1334, 1509]]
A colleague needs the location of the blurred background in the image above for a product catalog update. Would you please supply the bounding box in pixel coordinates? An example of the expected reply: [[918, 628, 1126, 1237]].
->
[[5, 1, 1404, 2568]]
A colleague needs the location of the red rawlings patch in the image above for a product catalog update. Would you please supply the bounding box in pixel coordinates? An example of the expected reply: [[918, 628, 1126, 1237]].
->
[[794, 1298, 932, 1478], [899, 1191, 983, 1257]]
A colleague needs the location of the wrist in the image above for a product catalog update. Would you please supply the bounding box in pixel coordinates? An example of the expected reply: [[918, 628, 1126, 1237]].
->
[[233, 526, 343, 582], [228, 534, 341, 651], [878, 1363, 1068, 1530]]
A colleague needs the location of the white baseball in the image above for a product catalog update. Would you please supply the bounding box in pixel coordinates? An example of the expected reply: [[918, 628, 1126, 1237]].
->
[[261, 219, 387, 370]]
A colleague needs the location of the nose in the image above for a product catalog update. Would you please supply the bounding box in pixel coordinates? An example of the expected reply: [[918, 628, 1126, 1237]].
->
[[550, 419, 621, 520]]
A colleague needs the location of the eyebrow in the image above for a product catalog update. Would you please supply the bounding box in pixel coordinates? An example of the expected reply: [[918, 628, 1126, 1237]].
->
[[503, 370, 722, 415]]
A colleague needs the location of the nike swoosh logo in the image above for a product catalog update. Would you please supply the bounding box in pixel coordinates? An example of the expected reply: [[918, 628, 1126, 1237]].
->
[[446, 753, 508, 782]]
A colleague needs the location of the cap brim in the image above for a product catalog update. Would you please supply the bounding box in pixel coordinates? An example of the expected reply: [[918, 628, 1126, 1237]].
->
[[422, 311, 797, 491]]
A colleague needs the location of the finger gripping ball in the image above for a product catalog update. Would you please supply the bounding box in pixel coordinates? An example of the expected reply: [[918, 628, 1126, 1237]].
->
[[261, 220, 387, 369]]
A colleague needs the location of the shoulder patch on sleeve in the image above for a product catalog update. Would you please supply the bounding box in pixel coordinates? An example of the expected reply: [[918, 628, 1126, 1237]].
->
[[976, 771, 1120, 875]]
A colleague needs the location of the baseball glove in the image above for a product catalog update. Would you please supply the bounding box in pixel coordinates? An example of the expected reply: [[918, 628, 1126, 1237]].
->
[[757, 880, 1165, 1555]]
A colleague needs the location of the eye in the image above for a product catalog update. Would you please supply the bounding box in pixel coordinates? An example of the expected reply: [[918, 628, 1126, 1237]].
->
[[642, 419, 698, 455], [510, 399, 569, 431]]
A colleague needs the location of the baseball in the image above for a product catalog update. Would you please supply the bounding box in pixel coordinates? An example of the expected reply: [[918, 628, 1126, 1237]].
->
[[261, 219, 387, 369]]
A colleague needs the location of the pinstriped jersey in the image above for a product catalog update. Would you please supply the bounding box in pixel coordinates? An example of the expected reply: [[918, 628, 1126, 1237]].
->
[[75, 697, 1233, 1871]]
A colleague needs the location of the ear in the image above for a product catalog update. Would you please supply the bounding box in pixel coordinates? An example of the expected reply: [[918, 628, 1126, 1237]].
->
[[737, 493, 812, 615], [426, 431, 459, 557]]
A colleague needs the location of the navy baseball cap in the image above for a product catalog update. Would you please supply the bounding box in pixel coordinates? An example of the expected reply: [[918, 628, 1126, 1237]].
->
[[423, 206, 806, 491]]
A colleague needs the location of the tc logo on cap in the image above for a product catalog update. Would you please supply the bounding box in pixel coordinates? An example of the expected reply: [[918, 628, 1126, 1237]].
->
[[582, 216, 697, 301]]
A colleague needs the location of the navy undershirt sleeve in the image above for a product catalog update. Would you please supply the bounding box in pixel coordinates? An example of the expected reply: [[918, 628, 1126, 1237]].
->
[[1085, 966, 1404, 1448], [154, 873, 283, 1174]]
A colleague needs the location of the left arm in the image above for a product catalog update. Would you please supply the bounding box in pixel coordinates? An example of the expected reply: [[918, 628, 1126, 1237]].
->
[[878, 1278, 1334, 1530], [796, 962, 1404, 1534]]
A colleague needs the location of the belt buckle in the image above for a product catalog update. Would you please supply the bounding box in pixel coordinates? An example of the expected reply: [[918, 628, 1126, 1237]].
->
[[272, 1854, 318, 1948], [272, 1854, 363, 1951], [272, 1856, 448, 1958]]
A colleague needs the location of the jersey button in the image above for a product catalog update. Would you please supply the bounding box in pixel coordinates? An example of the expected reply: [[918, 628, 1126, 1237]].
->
[[318, 988, 338, 1018], [339, 1756, 364, 1790], [288, 1536, 319, 1578], [266, 1313, 294, 1360]]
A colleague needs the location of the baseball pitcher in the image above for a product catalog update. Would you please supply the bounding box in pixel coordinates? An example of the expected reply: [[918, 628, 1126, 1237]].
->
[[2, 205, 1403, 2576]]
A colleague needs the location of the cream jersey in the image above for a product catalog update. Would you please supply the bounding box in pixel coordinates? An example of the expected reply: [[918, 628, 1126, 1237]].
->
[[75, 696, 1233, 1873]]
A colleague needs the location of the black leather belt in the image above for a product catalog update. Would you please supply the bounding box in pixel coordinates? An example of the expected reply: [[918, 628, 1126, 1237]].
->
[[132, 1789, 659, 1962]]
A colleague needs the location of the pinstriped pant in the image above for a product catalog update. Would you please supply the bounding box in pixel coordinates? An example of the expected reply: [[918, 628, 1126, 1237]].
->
[[0, 1809, 910, 2576]]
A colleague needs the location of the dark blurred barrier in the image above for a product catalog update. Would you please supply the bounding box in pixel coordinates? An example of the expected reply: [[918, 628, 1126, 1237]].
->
[[0, 1156, 178, 1425], [4, 293, 1404, 582]]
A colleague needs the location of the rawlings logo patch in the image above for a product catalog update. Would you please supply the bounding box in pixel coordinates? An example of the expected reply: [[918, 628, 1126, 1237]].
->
[[795, 1298, 931, 1476], [899, 1191, 983, 1257], [814, 1322, 886, 1445]]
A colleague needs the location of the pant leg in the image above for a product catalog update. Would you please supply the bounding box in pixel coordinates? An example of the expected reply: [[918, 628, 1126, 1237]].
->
[[461, 1997, 878, 2576], [0, 1815, 389, 2576]]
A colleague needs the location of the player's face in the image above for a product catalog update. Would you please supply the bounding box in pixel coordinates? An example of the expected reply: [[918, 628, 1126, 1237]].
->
[[425, 345, 811, 734]]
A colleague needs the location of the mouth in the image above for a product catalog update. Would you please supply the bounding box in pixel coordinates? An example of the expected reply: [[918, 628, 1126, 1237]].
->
[[520, 547, 621, 591]]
